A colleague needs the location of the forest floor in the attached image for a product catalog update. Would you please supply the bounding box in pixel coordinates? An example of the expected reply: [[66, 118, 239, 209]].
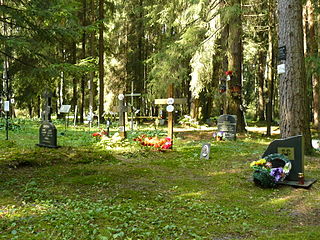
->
[[0, 119, 320, 240]]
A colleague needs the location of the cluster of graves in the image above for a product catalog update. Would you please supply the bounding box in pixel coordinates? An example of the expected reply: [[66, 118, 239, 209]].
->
[[34, 86, 317, 188]]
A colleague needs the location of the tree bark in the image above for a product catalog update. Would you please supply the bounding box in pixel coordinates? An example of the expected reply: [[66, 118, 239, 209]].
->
[[278, 0, 312, 153], [306, 0, 320, 130], [266, 0, 276, 136], [80, 0, 87, 123], [98, 0, 104, 121], [227, 0, 246, 132], [71, 41, 78, 122], [257, 50, 266, 121]]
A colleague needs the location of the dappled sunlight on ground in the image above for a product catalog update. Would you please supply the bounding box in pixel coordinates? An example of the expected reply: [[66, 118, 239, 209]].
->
[[177, 191, 206, 198]]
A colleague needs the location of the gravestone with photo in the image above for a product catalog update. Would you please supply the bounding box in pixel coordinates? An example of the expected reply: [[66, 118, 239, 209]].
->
[[217, 114, 237, 140], [200, 143, 211, 160], [262, 135, 316, 188]]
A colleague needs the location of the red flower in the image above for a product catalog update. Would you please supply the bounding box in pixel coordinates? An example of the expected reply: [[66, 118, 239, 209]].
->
[[225, 70, 233, 76], [92, 132, 101, 137]]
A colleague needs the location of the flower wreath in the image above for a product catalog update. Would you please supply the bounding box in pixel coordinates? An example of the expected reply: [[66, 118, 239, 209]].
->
[[250, 153, 292, 188]]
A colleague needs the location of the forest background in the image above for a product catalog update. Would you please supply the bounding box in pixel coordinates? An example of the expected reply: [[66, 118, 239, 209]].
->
[[0, 0, 319, 149]]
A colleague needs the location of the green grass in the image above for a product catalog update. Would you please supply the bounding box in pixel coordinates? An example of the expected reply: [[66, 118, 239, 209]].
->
[[1, 119, 320, 239]]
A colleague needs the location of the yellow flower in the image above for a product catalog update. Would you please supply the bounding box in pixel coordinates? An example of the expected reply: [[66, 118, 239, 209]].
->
[[256, 159, 266, 165], [250, 161, 257, 167]]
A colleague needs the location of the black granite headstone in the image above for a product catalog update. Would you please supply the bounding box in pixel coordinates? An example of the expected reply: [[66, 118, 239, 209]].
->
[[217, 115, 237, 140], [37, 121, 59, 148], [262, 135, 316, 188]]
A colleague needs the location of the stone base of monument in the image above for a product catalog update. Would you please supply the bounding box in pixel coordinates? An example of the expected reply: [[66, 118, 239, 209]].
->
[[36, 143, 61, 148], [278, 179, 317, 189]]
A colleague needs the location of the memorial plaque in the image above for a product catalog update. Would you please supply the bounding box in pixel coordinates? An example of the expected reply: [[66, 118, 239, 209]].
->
[[60, 105, 71, 113], [278, 46, 286, 61], [217, 115, 237, 140], [37, 121, 59, 148]]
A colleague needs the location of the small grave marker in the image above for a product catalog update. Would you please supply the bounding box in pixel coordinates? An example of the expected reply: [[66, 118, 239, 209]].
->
[[262, 135, 316, 188], [217, 114, 237, 140], [200, 143, 211, 160]]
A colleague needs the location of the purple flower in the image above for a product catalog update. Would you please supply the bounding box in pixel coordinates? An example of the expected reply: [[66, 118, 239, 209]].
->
[[270, 167, 284, 182]]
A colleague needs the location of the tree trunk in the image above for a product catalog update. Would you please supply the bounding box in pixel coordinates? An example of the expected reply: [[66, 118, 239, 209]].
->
[[266, 0, 276, 136], [257, 51, 266, 121], [80, 0, 87, 123], [98, 0, 104, 121], [227, 0, 246, 132], [306, 0, 320, 130], [278, 0, 312, 153], [89, 0, 96, 122], [71, 41, 78, 122]]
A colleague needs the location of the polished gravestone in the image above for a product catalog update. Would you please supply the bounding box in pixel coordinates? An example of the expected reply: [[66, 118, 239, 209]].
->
[[262, 135, 316, 188], [217, 114, 237, 140]]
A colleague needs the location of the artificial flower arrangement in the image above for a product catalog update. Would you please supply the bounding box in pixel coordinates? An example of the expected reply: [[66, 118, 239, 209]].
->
[[213, 131, 224, 141], [92, 130, 108, 138], [250, 153, 291, 188], [133, 135, 172, 151]]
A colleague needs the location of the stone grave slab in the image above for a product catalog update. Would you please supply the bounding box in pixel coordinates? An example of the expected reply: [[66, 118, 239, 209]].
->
[[217, 114, 237, 140], [262, 135, 316, 188]]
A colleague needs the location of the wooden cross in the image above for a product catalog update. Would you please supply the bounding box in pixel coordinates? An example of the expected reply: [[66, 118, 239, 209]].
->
[[154, 84, 187, 147], [118, 94, 128, 138], [125, 92, 141, 131]]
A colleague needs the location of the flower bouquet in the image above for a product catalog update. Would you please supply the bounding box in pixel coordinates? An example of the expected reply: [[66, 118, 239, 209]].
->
[[133, 135, 172, 151], [92, 130, 108, 138], [250, 153, 291, 188]]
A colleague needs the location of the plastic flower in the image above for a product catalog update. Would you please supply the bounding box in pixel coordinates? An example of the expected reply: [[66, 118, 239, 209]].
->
[[250, 161, 257, 167], [256, 159, 266, 165], [92, 132, 101, 137], [265, 162, 272, 168], [225, 70, 233, 75], [270, 168, 284, 182]]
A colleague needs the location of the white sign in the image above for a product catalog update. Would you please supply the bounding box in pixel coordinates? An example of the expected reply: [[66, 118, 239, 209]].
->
[[4, 101, 10, 112], [167, 98, 174, 105], [166, 105, 174, 113], [226, 75, 231, 81], [277, 64, 285, 74], [118, 94, 125, 101], [60, 105, 71, 113]]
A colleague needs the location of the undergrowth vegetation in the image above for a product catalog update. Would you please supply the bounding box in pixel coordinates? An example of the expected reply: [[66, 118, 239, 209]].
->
[[0, 120, 320, 239]]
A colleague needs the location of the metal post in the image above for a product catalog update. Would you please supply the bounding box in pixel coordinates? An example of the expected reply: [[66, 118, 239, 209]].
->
[[131, 81, 134, 131], [4, 57, 9, 140]]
